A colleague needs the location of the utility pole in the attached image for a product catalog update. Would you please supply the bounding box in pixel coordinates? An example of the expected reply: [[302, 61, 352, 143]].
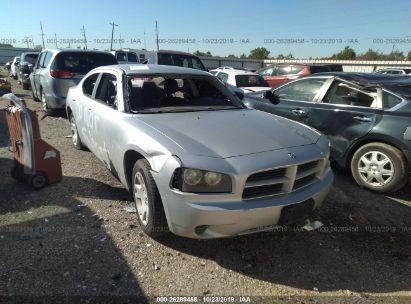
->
[[40, 21, 45, 48], [155, 21, 159, 51], [109, 22, 118, 51], [54, 33, 58, 48], [144, 31, 146, 50], [81, 25, 87, 50], [119, 33, 123, 49]]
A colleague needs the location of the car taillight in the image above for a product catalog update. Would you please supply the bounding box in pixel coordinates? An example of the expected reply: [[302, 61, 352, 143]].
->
[[50, 69, 74, 78]]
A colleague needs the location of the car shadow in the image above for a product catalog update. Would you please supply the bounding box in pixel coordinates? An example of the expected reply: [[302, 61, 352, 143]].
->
[[157, 171, 411, 294], [0, 159, 147, 302]]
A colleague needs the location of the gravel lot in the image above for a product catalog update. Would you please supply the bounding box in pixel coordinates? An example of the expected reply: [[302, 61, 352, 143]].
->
[[0, 70, 410, 304]]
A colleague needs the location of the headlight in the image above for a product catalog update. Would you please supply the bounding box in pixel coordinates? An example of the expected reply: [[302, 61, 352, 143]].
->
[[172, 168, 232, 193], [183, 169, 203, 186]]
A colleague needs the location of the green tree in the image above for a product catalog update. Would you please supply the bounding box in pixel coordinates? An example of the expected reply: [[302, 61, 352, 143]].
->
[[0, 43, 13, 48], [407, 50, 411, 61], [331, 46, 356, 60], [227, 54, 237, 58], [34, 44, 43, 50], [193, 50, 213, 57], [239, 53, 247, 59], [357, 49, 381, 60], [248, 47, 270, 59]]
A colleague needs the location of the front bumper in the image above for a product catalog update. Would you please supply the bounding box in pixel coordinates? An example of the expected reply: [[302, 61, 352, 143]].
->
[[153, 146, 334, 239]]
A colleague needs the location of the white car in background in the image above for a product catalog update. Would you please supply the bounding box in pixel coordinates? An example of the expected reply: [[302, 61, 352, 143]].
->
[[375, 68, 411, 75], [211, 67, 270, 93]]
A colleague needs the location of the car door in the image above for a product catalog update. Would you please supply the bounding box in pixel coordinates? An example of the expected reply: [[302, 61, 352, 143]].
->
[[74, 72, 101, 148], [31, 52, 46, 97], [84, 72, 121, 169], [305, 79, 382, 160], [252, 77, 330, 123]]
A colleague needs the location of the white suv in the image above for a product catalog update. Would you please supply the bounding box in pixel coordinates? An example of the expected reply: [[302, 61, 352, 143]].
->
[[210, 67, 270, 93]]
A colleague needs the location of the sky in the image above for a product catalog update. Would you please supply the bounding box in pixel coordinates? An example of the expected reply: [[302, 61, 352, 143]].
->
[[1, 0, 411, 58]]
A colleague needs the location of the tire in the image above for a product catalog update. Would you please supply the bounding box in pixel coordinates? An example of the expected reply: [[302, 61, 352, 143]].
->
[[40, 89, 49, 111], [22, 82, 29, 90], [69, 113, 86, 150], [32, 90, 39, 101], [29, 172, 48, 190], [131, 159, 168, 237], [351, 143, 408, 193]]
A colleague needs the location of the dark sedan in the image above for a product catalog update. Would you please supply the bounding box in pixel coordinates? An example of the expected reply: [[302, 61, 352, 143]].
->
[[244, 72, 411, 193]]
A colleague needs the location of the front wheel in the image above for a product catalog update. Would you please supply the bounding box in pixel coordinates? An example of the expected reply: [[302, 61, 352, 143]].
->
[[351, 143, 408, 193], [132, 159, 168, 238]]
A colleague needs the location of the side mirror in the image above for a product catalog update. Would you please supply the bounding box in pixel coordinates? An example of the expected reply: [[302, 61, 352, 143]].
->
[[263, 90, 280, 104], [15, 62, 19, 66]]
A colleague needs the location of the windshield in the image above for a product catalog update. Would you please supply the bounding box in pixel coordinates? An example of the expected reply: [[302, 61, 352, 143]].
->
[[127, 74, 244, 113], [157, 53, 206, 71], [235, 75, 269, 87]]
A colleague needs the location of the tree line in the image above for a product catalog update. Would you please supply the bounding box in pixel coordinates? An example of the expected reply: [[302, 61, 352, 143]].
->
[[194, 47, 411, 61]]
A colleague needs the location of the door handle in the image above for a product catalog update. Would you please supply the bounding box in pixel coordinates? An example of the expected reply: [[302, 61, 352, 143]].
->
[[291, 109, 306, 116], [353, 115, 372, 122]]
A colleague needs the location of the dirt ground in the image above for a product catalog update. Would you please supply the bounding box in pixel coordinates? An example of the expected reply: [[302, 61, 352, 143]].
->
[[0, 69, 410, 304]]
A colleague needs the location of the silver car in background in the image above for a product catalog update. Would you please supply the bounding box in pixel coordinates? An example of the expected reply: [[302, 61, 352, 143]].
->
[[30, 49, 117, 110], [66, 64, 333, 239]]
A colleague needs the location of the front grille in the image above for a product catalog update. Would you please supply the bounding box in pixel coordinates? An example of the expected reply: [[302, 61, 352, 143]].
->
[[242, 183, 283, 199], [297, 160, 318, 174], [247, 168, 286, 182], [293, 173, 317, 190], [242, 159, 322, 200]]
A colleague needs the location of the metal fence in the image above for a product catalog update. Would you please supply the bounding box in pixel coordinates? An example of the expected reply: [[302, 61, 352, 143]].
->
[[0, 48, 32, 65], [199, 57, 411, 72]]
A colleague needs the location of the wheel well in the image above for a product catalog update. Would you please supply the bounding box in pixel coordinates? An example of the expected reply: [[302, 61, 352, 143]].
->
[[346, 139, 406, 167], [66, 106, 72, 118], [124, 150, 145, 191]]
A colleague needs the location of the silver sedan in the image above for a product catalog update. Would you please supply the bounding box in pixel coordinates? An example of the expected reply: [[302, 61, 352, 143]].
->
[[66, 64, 333, 239]]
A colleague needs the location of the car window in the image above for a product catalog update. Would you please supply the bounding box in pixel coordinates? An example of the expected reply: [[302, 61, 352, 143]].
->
[[217, 72, 229, 83], [94, 73, 118, 108], [128, 52, 138, 62], [53, 52, 117, 74], [309, 66, 331, 74], [259, 67, 275, 76], [323, 81, 376, 107], [235, 75, 269, 87], [82, 73, 100, 97], [383, 91, 403, 109], [274, 78, 327, 102], [24, 54, 39, 65], [36, 52, 46, 69], [42, 52, 53, 68], [157, 53, 206, 71], [277, 66, 293, 75], [116, 52, 127, 62], [127, 75, 242, 113], [292, 66, 304, 74]]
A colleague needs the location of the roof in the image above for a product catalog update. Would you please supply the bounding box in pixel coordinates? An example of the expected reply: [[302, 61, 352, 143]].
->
[[156, 50, 199, 57], [312, 72, 411, 85], [100, 64, 211, 76], [41, 48, 111, 54]]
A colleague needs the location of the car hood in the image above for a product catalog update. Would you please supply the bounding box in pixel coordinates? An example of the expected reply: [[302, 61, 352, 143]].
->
[[137, 109, 321, 159]]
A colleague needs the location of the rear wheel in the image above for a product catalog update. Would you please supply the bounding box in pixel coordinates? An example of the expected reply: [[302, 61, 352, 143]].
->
[[351, 143, 408, 193], [22, 82, 29, 90], [132, 159, 168, 238], [69, 113, 86, 150], [41, 89, 48, 111]]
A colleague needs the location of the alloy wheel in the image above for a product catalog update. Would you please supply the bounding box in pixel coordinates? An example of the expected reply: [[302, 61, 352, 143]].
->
[[134, 172, 150, 226]]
